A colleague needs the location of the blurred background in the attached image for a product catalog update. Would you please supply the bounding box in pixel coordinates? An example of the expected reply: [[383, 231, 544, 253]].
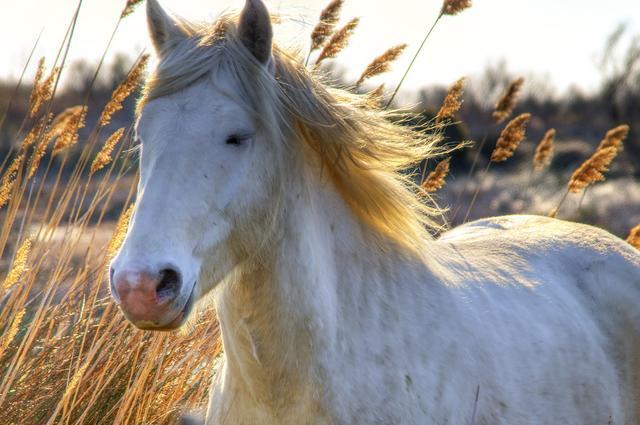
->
[[1, 0, 640, 235]]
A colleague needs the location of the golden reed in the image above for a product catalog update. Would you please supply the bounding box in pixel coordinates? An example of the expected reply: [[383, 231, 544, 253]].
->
[[107, 203, 135, 259], [436, 77, 466, 123], [28, 61, 59, 119], [492, 77, 524, 124], [491, 113, 531, 162], [627, 224, 640, 250], [0, 153, 26, 209], [597, 124, 629, 152], [99, 55, 149, 127], [316, 18, 360, 65], [441, 0, 472, 15], [356, 44, 408, 87], [533, 128, 556, 170], [91, 127, 126, 174], [421, 158, 451, 193], [568, 146, 618, 193], [310, 0, 344, 52], [121, 0, 144, 18], [2, 237, 33, 290], [27, 114, 53, 180], [51, 106, 87, 155]]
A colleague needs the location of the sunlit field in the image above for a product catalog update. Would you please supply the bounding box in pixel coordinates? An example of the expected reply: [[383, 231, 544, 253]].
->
[[1, 0, 639, 423]]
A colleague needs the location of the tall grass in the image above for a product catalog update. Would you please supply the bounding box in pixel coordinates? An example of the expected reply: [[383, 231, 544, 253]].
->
[[0, 2, 220, 423]]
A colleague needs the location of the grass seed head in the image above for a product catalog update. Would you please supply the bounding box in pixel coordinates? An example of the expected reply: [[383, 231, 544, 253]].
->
[[2, 237, 33, 290], [52, 106, 87, 155], [568, 146, 618, 193], [91, 127, 126, 174], [108, 203, 135, 259], [533, 128, 556, 170], [315, 18, 360, 65], [627, 224, 640, 250], [491, 113, 531, 163], [356, 44, 407, 87], [99, 55, 149, 127], [441, 0, 472, 16], [0, 153, 26, 209], [436, 77, 466, 123], [597, 124, 629, 152], [492, 77, 524, 124], [421, 158, 451, 193], [121, 0, 144, 18], [310, 0, 344, 51]]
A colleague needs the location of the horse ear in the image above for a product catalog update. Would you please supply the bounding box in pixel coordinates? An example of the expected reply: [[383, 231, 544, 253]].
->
[[238, 0, 273, 65], [146, 0, 186, 54]]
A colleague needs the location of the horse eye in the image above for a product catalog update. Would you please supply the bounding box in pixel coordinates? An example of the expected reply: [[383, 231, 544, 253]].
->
[[226, 135, 241, 146]]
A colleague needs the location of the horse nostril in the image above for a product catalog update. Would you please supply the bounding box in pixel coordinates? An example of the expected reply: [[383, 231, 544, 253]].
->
[[156, 268, 181, 300]]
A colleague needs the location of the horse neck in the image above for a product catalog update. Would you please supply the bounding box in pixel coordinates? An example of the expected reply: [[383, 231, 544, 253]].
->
[[213, 158, 433, 410]]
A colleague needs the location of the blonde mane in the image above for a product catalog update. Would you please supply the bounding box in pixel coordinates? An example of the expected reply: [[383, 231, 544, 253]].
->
[[139, 13, 445, 254]]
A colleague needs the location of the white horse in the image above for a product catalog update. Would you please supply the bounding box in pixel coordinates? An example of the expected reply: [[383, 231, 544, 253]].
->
[[110, 1, 640, 423]]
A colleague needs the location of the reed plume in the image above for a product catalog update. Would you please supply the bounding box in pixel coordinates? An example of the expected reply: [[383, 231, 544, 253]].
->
[[627, 224, 640, 250], [597, 124, 629, 152], [20, 113, 50, 150], [99, 55, 149, 127], [441, 0, 472, 15], [27, 113, 53, 180], [91, 127, 125, 174], [533, 128, 556, 170], [367, 84, 386, 107], [27, 58, 45, 118], [121, 0, 144, 18], [51, 106, 87, 155], [315, 18, 360, 65], [310, 0, 344, 52], [492, 77, 524, 124], [108, 203, 135, 259], [436, 77, 466, 123], [568, 146, 618, 193], [421, 158, 451, 193], [0, 309, 25, 358], [356, 44, 407, 87], [490, 113, 531, 162], [29, 65, 59, 119], [2, 237, 33, 290], [0, 153, 25, 209]]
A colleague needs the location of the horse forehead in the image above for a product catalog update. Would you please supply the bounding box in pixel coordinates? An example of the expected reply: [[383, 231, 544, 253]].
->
[[140, 85, 239, 138]]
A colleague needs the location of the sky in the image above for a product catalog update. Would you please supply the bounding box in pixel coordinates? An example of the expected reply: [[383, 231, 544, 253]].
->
[[0, 0, 638, 100]]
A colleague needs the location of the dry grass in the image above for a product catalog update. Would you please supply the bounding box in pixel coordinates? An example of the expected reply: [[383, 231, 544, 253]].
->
[[421, 158, 451, 193], [533, 129, 556, 171], [435, 77, 466, 123], [0, 11, 219, 423], [99, 54, 149, 128], [356, 44, 408, 88], [568, 146, 619, 193], [315, 17, 360, 65], [492, 77, 524, 124], [490, 113, 531, 162], [441, 0, 473, 16], [309, 0, 344, 53]]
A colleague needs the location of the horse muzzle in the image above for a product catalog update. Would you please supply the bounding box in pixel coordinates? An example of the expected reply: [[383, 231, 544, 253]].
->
[[110, 265, 194, 331]]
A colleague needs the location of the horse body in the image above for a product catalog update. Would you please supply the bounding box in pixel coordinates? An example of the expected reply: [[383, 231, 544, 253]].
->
[[206, 177, 640, 424], [109, 1, 640, 423]]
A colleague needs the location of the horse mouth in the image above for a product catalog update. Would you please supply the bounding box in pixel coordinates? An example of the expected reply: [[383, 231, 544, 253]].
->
[[135, 282, 196, 332]]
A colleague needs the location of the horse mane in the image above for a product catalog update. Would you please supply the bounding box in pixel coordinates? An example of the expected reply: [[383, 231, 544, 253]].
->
[[138, 13, 446, 255]]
